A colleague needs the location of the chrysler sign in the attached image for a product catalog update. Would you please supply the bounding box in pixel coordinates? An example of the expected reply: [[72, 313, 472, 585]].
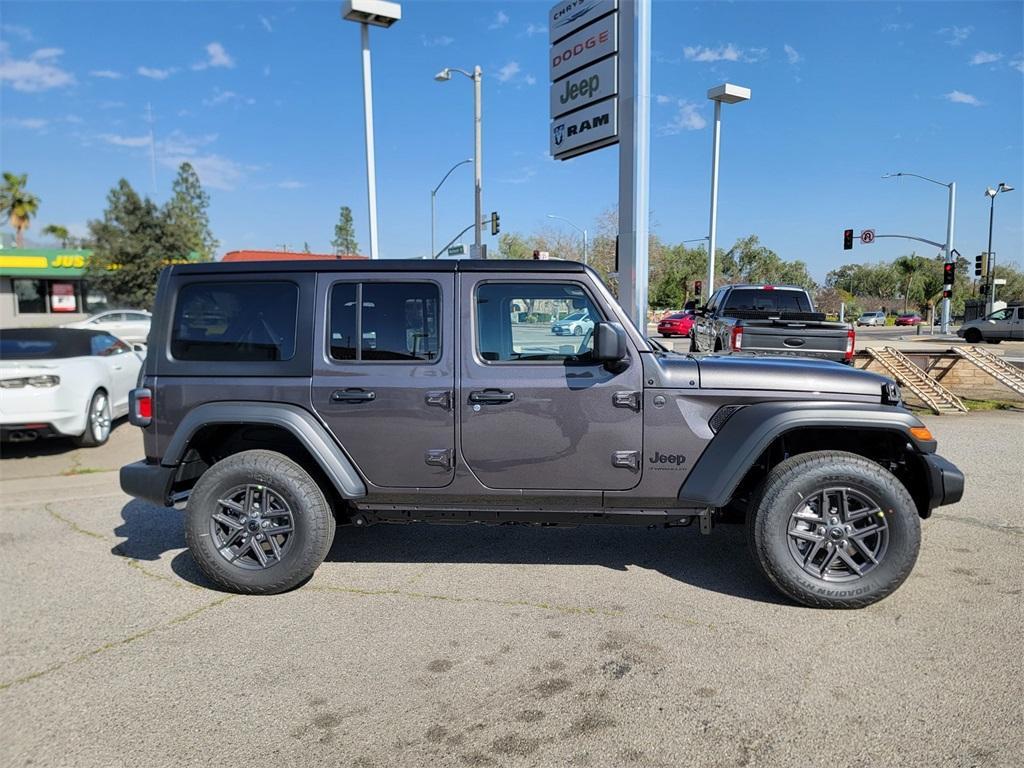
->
[[550, 57, 616, 119], [550, 98, 617, 159], [549, 0, 617, 43]]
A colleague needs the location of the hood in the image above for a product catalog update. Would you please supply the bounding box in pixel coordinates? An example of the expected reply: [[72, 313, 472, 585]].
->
[[695, 355, 889, 397]]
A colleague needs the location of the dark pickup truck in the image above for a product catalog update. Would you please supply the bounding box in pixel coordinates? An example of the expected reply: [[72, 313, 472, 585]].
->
[[690, 285, 855, 364]]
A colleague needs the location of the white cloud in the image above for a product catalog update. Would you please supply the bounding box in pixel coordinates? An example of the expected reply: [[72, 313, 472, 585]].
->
[[944, 90, 982, 106], [99, 100, 125, 109], [99, 133, 152, 148], [655, 94, 673, 105], [939, 25, 973, 46], [90, 69, 123, 79], [0, 46, 75, 92], [277, 180, 305, 189], [783, 44, 801, 65], [259, 15, 273, 33], [202, 87, 255, 107], [525, 23, 545, 37], [192, 42, 235, 71], [489, 10, 509, 30], [969, 51, 1003, 66], [1011, 56, 1024, 73], [660, 100, 706, 134], [4, 116, 49, 130], [1, 24, 34, 41], [499, 167, 536, 185], [157, 131, 251, 191], [524, 73, 536, 86], [496, 60, 521, 83], [137, 65, 177, 80], [683, 43, 764, 64], [420, 34, 454, 47]]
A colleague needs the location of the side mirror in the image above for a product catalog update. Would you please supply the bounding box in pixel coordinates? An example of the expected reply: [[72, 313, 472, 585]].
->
[[593, 321, 627, 365]]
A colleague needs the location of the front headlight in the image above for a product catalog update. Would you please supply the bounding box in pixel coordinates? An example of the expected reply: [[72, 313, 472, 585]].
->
[[0, 375, 60, 388]]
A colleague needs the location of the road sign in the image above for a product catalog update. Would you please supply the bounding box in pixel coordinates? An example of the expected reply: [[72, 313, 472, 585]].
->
[[860, 229, 876, 245], [551, 97, 618, 159], [550, 56, 617, 119], [549, 0, 617, 43], [447, 244, 465, 256]]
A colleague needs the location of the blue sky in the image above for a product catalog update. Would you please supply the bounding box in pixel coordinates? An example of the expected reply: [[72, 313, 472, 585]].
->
[[1, 1, 1021, 279]]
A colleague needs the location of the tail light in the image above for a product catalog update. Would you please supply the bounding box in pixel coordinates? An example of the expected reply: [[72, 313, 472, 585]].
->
[[730, 326, 743, 351], [129, 388, 152, 427], [844, 328, 856, 361]]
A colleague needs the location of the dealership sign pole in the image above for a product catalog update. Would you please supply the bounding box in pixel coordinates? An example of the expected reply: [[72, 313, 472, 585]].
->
[[549, 0, 650, 329]]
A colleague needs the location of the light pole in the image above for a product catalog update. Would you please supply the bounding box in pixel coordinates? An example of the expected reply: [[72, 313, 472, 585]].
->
[[432, 159, 472, 259], [546, 214, 588, 265], [435, 66, 483, 255], [882, 172, 956, 332], [342, 0, 401, 260], [706, 83, 750, 298], [984, 182, 1014, 312]]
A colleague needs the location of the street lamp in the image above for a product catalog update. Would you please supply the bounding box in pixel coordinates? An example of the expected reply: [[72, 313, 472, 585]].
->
[[984, 182, 1014, 312], [882, 171, 956, 332], [431, 159, 472, 259], [342, 0, 401, 260], [706, 83, 750, 297], [546, 214, 588, 265], [435, 66, 483, 255]]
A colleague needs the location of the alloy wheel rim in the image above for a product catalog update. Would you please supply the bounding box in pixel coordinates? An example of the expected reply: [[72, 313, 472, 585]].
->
[[787, 487, 889, 582], [91, 394, 111, 442], [210, 484, 295, 570]]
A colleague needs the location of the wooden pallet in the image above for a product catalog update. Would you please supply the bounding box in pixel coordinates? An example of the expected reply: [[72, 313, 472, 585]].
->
[[866, 347, 968, 414], [952, 346, 1024, 398]]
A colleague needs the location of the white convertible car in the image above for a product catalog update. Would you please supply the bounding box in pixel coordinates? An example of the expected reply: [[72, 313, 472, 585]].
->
[[1, 328, 143, 447]]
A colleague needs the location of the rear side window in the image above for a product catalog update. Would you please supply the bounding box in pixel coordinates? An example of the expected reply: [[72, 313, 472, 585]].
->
[[723, 289, 811, 313], [171, 281, 298, 361], [329, 282, 440, 362]]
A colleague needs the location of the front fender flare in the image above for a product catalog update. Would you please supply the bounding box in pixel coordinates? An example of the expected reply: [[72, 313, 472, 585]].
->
[[161, 401, 367, 499], [677, 401, 931, 508]]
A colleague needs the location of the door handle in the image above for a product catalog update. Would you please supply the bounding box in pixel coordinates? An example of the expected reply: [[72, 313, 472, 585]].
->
[[331, 388, 376, 403], [468, 389, 515, 404]]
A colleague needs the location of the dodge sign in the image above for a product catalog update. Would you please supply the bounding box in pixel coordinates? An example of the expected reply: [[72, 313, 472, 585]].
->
[[549, 12, 617, 82]]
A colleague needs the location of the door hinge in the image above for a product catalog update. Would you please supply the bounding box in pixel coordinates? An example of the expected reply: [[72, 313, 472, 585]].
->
[[613, 391, 642, 412], [425, 390, 453, 410], [425, 449, 454, 471], [611, 450, 641, 471]]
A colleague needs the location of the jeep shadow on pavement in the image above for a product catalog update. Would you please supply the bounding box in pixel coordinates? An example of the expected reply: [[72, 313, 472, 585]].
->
[[119, 258, 964, 608]]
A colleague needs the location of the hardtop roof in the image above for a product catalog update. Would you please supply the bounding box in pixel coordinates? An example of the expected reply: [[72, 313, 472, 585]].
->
[[170, 258, 588, 276]]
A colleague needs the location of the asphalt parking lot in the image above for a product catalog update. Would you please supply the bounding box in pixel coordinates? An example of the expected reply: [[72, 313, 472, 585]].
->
[[2, 414, 1022, 768]]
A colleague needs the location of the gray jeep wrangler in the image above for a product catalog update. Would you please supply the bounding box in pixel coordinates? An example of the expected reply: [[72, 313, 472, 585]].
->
[[120, 259, 963, 607]]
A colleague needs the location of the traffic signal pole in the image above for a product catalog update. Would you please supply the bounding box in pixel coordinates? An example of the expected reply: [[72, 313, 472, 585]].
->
[[941, 182, 955, 334]]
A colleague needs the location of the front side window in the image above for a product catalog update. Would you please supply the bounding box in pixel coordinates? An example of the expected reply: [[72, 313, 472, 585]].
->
[[171, 281, 298, 361], [329, 282, 440, 362], [988, 309, 1013, 321], [476, 282, 602, 363]]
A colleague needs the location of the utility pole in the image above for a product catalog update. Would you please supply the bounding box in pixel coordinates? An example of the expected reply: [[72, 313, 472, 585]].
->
[[145, 102, 157, 195]]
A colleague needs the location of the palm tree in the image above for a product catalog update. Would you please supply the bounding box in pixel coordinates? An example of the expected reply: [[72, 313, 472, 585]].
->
[[41, 224, 70, 247], [1, 172, 41, 247]]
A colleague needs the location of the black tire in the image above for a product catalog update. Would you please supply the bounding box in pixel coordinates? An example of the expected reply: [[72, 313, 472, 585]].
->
[[985, 338, 1001, 344], [185, 449, 335, 594], [660, 332, 672, 338], [74, 389, 111, 447], [747, 451, 920, 609], [964, 328, 982, 344]]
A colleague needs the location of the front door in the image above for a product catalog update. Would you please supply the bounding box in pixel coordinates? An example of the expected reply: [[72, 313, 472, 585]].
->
[[312, 274, 456, 488], [458, 275, 643, 491], [1014, 307, 1024, 340]]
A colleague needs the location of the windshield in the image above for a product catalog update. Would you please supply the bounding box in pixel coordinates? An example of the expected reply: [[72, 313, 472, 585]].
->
[[723, 289, 811, 313], [0, 329, 97, 360], [667, 312, 690, 320]]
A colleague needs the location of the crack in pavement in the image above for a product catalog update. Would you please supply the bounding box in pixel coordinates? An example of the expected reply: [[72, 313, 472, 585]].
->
[[931, 512, 1023, 537]]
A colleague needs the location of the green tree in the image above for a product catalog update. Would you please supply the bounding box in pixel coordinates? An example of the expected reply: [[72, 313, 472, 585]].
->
[[42, 224, 71, 247], [85, 180, 174, 309], [1, 171, 41, 247], [163, 162, 218, 261], [331, 206, 359, 255]]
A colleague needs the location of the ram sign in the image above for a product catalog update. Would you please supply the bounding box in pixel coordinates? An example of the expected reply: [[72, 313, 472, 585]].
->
[[550, 98, 618, 159]]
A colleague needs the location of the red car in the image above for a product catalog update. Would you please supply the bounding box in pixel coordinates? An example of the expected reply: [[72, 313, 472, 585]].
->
[[657, 311, 695, 337], [895, 313, 923, 326]]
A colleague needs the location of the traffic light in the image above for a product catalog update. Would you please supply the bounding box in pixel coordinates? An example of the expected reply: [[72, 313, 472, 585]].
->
[[843, 229, 854, 250], [490, 211, 500, 236], [943, 262, 955, 284], [975, 253, 988, 277], [694, 279, 702, 297]]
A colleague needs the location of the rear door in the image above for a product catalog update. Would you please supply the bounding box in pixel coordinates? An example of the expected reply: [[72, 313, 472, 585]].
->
[[1014, 307, 1024, 340], [312, 273, 456, 488], [458, 274, 643, 491]]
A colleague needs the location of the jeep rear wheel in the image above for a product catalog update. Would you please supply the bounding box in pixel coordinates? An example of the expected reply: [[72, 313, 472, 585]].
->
[[185, 449, 335, 594], [747, 451, 920, 609]]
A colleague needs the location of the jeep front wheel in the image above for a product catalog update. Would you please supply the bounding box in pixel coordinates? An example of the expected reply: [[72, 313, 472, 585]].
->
[[185, 449, 335, 594], [747, 451, 920, 609]]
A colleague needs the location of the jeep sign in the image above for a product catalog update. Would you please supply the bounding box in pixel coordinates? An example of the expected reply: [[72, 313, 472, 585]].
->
[[549, 12, 616, 82], [549, 0, 617, 43], [550, 97, 617, 159], [549, 57, 617, 119]]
